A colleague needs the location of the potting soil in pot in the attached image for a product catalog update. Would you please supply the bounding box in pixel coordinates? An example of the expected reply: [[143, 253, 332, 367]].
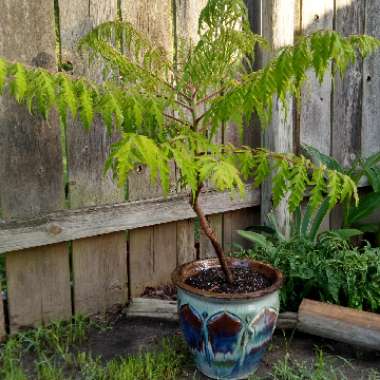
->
[[185, 267, 272, 294]]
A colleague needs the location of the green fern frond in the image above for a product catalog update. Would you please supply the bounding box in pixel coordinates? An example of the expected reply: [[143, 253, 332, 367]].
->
[[56, 73, 78, 125], [251, 150, 271, 187], [77, 80, 95, 129], [79, 21, 173, 90], [309, 165, 326, 210], [10, 63, 28, 102], [327, 170, 342, 209], [272, 160, 290, 207], [288, 157, 309, 212]]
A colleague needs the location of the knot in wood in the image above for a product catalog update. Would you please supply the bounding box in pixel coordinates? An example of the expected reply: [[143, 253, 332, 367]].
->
[[47, 223, 63, 235]]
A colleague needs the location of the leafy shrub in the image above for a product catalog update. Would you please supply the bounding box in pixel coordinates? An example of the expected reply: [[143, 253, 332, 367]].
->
[[236, 236, 380, 312]]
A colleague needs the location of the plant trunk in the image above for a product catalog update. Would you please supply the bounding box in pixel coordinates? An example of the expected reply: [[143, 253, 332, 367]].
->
[[192, 194, 234, 284]]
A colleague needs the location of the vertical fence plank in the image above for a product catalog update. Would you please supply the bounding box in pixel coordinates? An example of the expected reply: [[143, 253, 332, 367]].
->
[[122, 0, 177, 296], [362, 1, 380, 158], [176, 219, 195, 265], [300, 0, 333, 155], [200, 215, 223, 259], [175, 0, 219, 260], [331, 0, 364, 228], [174, 0, 207, 264], [0, 0, 71, 332], [261, 0, 295, 234], [333, 0, 364, 167], [59, 0, 128, 316]]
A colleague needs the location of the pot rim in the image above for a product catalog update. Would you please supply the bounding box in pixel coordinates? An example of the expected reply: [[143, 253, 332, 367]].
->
[[171, 257, 283, 300]]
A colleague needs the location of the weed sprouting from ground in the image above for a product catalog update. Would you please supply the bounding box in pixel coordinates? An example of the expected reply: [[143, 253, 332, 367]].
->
[[0, 317, 378, 380], [0, 316, 191, 380]]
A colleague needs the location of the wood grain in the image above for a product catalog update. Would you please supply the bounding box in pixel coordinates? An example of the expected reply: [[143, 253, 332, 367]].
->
[[59, 0, 128, 316], [298, 299, 380, 351], [223, 208, 258, 253], [176, 219, 195, 265], [173, 0, 208, 265], [0, 187, 260, 254], [199, 214, 223, 259], [6, 244, 71, 331], [122, 0, 179, 295], [261, 0, 295, 235], [300, 0, 333, 155], [0, 0, 71, 333], [362, 0, 380, 158], [332, 0, 364, 167]]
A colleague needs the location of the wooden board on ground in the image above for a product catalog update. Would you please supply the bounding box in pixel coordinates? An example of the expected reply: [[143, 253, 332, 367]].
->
[[362, 0, 380, 158], [59, 0, 128, 316], [0, 0, 71, 333], [299, 0, 333, 156], [126, 298, 298, 330], [298, 299, 380, 351]]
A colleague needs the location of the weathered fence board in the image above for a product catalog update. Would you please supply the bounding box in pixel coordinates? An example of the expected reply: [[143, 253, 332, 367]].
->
[[300, 0, 333, 155], [261, 0, 295, 234], [123, 0, 183, 296], [59, 0, 128, 316], [0, 0, 71, 332], [362, 0, 380, 158], [6, 245, 71, 330], [174, 0, 207, 264], [333, 0, 364, 168], [0, 188, 260, 254], [199, 214, 223, 259], [176, 219, 195, 265], [330, 0, 364, 228]]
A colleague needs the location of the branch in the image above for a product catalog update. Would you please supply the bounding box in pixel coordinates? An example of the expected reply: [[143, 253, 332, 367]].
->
[[191, 184, 234, 284], [196, 88, 224, 106], [163, 113, 191, 127]]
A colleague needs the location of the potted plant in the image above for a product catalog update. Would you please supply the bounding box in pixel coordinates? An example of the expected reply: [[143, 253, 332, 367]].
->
[[0, 0, 379, 378]]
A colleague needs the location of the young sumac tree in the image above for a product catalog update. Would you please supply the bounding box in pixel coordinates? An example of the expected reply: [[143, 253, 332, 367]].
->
[[0, 0, 379, 283]]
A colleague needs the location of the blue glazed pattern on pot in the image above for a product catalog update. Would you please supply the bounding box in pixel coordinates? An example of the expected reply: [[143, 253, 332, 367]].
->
[[177, 287, 280, 380]]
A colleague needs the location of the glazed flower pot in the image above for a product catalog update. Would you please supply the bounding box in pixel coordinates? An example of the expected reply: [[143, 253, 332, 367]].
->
[[172, 258, 283, 380]]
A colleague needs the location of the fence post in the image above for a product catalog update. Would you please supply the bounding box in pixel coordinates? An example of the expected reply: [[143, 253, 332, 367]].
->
[[261, 0, 295, 235]]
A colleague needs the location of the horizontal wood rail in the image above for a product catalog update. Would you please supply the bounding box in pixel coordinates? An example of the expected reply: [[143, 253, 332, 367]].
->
[[0, 187, 260, 254]]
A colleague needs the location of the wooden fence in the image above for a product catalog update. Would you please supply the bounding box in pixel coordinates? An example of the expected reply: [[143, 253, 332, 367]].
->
[[0, 0, 379, 339]]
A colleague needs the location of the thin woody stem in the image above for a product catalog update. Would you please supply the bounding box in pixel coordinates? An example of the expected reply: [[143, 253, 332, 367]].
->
[[191, 186, 234, 284]]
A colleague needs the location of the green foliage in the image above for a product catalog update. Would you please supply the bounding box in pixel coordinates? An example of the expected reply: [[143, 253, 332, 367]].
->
[[0, 318, 190, 380], [0, 0, 378, 213], [236, 236, 380, 313], [303, 145, 380, 235]]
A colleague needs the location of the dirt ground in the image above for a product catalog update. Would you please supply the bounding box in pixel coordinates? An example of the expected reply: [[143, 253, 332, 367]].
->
[[82, 316, 380, 379]]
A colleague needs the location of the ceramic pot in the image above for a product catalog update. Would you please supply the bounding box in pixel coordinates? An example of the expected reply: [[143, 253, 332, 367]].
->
[[172, 258, 283, 380]]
